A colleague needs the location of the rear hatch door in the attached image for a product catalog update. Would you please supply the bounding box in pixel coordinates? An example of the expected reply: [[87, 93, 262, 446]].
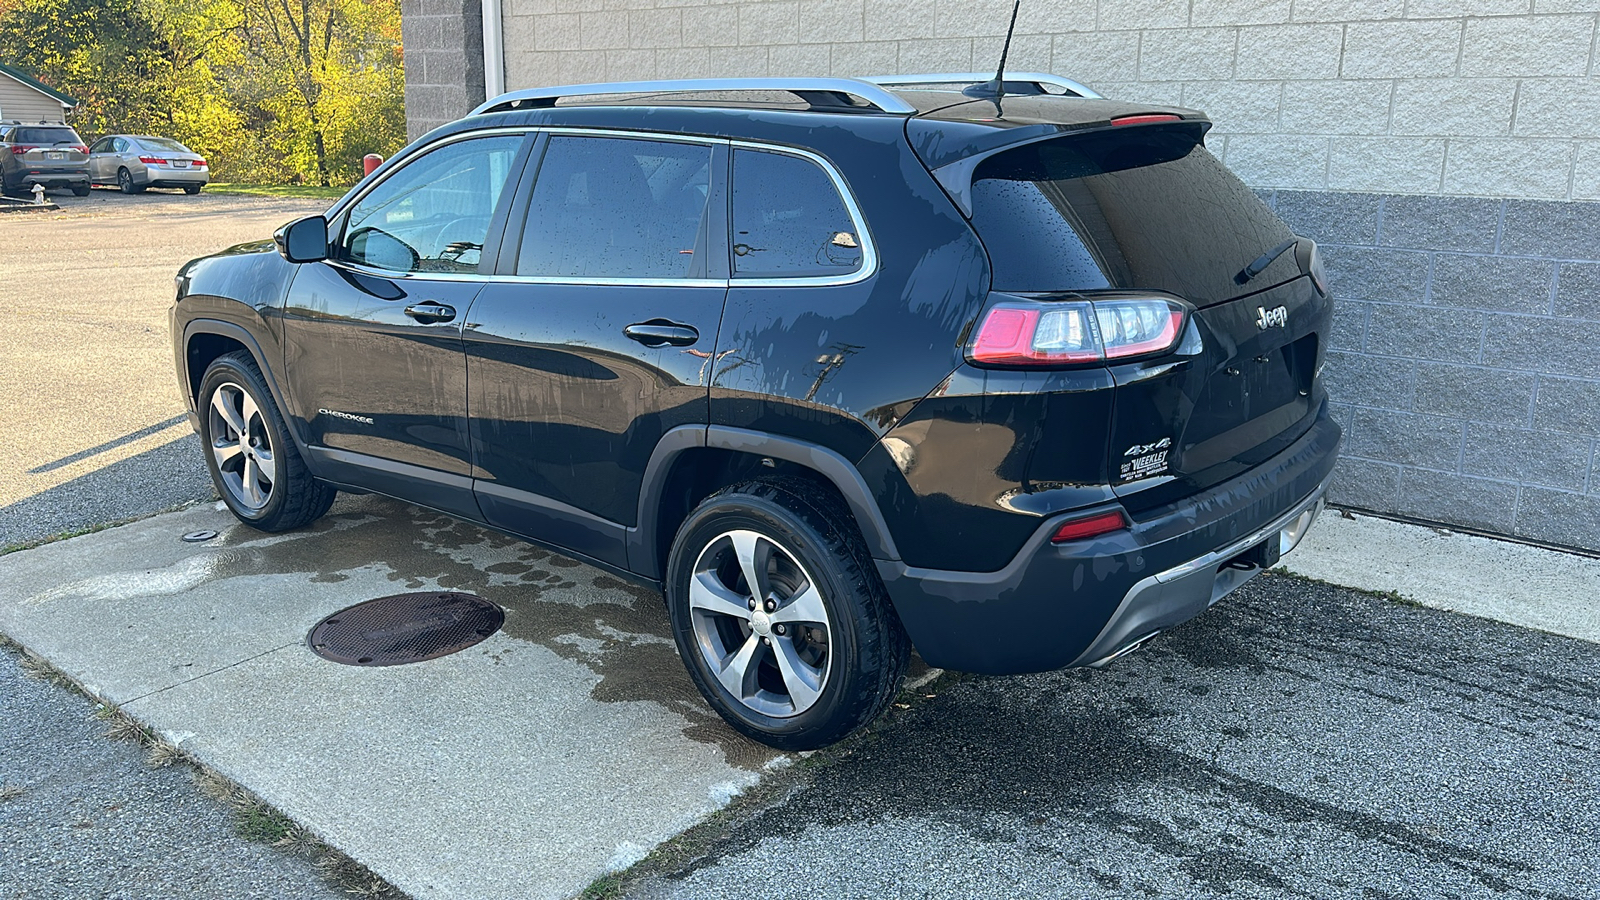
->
[[961, 122, 1331, 513]]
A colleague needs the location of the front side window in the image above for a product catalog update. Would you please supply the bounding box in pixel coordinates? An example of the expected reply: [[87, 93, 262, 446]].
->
[[516, 135, 712, 279], [338, 134, 523, 274], [731, 148, 862, 278]]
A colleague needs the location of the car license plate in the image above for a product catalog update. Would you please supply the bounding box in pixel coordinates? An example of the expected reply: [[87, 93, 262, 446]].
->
[[174, 160, 189, 168], [47, 151, 64, 160]]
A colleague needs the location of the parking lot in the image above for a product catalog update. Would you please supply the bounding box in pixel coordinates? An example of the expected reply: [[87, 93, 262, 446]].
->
[[2, 197, 1598, 900]]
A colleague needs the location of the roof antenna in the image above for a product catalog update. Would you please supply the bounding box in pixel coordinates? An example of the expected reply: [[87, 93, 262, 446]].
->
[[965, 0, 1022, 105]]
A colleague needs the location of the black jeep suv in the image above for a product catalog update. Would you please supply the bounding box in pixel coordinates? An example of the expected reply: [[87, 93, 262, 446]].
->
[[171, 75, 1339, 749]]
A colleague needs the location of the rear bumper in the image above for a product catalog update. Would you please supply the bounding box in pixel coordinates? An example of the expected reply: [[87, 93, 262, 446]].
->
[[876, 407, 1341, 675], [10, 169, 88, 187], [138, 169, 208, 186]]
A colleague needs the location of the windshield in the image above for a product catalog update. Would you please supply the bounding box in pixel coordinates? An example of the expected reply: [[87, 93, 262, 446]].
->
[[14, 127, 80, 144], [137, 136, 190, 153], [969, 125, 1296, 305]]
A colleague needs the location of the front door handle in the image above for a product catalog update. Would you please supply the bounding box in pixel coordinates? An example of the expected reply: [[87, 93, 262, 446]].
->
[[624, 320, 699, 347], [404, 302, 456, 324]]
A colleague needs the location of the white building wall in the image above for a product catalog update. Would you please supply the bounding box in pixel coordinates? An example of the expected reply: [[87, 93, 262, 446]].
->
[[499, 0, 1599, 201]]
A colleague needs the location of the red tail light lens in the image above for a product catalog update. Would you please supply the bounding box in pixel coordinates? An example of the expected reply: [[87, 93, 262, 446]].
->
[[194, 158, 208, 167], [11, 145, 34, 155], [71, 145, 87, 154], [139, 156, 166, 165], [1050, 510, 1129, 543], [970, 297, 1187, 367]]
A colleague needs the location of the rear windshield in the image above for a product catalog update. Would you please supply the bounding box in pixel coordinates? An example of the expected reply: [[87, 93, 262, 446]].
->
[[137, 136, 189, 153], [12, 127, 80, 144], [969, 125, 1295, 305]]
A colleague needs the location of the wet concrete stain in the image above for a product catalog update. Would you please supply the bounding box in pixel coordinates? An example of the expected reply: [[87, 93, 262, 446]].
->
[[650, 576, 1600, 898], [189, 498, 772, 769]]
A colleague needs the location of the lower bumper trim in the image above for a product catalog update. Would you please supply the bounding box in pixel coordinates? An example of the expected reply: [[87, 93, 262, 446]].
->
[[1068, 481, 1330, 668]]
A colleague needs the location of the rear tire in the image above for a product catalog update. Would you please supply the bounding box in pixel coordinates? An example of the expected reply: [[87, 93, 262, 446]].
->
[[71, 184, 89, 197], [665, 477, 910, 750], [184, 184, 202, 195], [198, 351, 335, 532]]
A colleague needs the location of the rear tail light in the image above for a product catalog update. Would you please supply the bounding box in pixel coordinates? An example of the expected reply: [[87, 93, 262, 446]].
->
[[71, 145, 87, 154], [969, 296, 1188, 366], [1050, 509, 1129, 543], [10, 145, 34, 155], [139, 156, 166, 165], [194, 158, 208, 168]]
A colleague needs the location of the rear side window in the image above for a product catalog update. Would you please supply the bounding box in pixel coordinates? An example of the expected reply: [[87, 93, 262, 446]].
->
[[970, 125, 1294, 304], [517, 135, 712, 279], [14, 127, 80, 144], [338, 134, 522, 274], [731, 149, 862, 278]]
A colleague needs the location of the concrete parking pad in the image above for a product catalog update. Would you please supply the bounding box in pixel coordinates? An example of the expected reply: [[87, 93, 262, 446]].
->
[[0, 495, 780, 900]]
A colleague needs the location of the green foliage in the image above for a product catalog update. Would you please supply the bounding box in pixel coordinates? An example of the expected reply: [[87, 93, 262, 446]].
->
[[0, 0, 406, 185]]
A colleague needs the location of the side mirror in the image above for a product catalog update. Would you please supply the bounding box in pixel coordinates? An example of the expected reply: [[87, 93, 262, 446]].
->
[[275, 215, 329, 263]]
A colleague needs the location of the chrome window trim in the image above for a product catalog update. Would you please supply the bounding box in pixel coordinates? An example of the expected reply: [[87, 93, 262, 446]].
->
[[726, 140, 878, 289], [473, 77, 919, 116], [323, 126, 877, 289], [860, 72, 1103, 100]]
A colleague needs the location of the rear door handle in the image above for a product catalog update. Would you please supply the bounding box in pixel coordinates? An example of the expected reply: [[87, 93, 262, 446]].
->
[[624, 320, 699, 347], [404, 302, 455, 324]]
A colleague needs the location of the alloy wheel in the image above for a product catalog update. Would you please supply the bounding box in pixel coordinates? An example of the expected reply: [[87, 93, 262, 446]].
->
[[207, 382, 276, 511], [688, 529, 833, 718]]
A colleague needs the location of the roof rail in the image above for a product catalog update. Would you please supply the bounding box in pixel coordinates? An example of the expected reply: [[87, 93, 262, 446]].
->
[[860, 72, 1102, 100], [473, 77, 919, 117]]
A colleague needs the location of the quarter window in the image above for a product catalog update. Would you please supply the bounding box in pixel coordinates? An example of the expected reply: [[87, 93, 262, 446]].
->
[[516, 135, 712, 279], [731, 149, 862, 278], [338, 134, 522, 274]]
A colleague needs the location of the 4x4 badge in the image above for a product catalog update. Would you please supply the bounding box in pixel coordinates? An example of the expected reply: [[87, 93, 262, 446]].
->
[[1256, 305, 1288, 330]]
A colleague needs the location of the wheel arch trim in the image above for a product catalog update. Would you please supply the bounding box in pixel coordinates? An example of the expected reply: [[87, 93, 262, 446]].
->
[[628, 425, 901, 578], [181, 318, 311, 458]]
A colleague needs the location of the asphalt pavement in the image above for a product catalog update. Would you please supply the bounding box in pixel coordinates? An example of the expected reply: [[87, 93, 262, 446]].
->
[[1, 189, 344, 899], [0, 644, 346, 900], [0, 187, 326, 547], [625, 576, 1600, 899]]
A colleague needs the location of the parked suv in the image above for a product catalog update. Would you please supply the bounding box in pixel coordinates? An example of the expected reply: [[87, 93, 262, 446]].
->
[[0, 121, 90, 196], [170, 75, 1339, 749]]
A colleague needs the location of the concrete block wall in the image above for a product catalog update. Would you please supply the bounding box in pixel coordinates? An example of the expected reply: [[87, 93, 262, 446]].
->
[[1263, 190, 1600, 550], [399, 0, 1600, 552], [400, 0, 487, 140]]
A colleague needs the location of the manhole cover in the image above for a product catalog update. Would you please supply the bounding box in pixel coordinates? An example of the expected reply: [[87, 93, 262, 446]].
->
[[307, 592, 504, 667]]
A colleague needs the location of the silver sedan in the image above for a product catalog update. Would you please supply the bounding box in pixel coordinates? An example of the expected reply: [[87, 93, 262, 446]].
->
[[88, 135, 210, 195]]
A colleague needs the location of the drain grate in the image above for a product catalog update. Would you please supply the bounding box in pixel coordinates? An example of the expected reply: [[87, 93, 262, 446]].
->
[[307, 592, 504, 667]]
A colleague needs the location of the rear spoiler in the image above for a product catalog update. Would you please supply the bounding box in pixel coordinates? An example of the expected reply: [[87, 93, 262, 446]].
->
[[912, 115, 1211, 217]]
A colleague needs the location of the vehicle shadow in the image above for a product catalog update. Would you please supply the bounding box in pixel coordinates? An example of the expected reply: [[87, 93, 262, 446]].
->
[[1, 432, 214, 547]]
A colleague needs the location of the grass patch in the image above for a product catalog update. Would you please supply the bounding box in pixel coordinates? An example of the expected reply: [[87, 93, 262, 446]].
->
[[1267, 567, 1420, 606], [195, 767, 405, 897], [206, 183, 348, 200]]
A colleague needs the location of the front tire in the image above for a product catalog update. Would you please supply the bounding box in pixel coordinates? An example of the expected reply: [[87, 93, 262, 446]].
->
[[665, 478, 909, 750], [117, 168, 143, 194], [198, 351, 335, 531]]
